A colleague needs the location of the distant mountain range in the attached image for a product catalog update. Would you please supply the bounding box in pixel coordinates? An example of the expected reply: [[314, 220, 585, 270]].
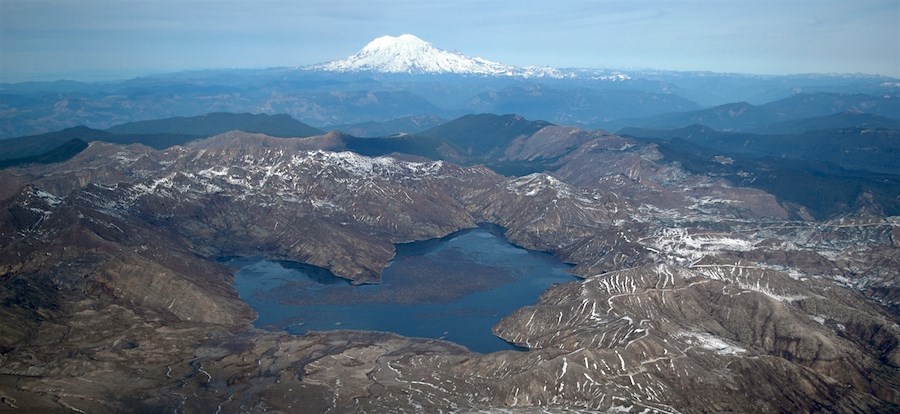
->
[[469, 85, 702, 126], [107, 112, 323, 137], [605, 93, 900, 131], [330, 114, 445, 138], [0, 113, 323, 166], [1, 34, 896, 138]]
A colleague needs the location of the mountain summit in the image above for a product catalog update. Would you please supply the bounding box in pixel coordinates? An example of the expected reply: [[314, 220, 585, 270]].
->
[[313, 34, 563, 77]]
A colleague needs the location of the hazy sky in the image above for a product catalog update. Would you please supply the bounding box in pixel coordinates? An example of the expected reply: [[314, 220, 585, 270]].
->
[[1, 0, 898, 82]]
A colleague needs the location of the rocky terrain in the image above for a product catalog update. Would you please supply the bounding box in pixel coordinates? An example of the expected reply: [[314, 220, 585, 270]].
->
[[0, 128, 898, 413]]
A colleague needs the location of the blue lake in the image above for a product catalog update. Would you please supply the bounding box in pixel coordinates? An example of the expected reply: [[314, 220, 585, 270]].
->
[[229, 225, 576, 353]]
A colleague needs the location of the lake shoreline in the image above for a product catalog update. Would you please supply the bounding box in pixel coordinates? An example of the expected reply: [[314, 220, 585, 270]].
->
[[229, 226, 576, 353]]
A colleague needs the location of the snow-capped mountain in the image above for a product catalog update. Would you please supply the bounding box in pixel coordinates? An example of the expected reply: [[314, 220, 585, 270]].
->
[[311, 34, 567, 78]]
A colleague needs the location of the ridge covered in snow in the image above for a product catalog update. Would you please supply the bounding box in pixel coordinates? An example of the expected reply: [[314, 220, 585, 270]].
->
[[310, 34, 567, 78]]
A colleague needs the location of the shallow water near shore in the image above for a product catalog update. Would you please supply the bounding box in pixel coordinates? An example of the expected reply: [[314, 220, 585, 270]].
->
[[229, 225, 576, 353]]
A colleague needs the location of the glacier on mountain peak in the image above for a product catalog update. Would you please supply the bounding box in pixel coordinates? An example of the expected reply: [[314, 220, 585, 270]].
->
[[310, 34, 569, 78]]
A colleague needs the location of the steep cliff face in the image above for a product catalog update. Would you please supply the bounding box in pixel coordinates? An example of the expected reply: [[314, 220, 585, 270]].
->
[[1, 134, 897, 412]]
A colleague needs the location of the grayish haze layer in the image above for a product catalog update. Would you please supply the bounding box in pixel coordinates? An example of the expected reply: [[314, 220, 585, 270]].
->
[[0, 0, 898, 82]]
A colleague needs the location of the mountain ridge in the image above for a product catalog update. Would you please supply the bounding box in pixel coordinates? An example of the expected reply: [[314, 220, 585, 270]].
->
[[107, 112, 324, 137], [609, 92, 900, 131]]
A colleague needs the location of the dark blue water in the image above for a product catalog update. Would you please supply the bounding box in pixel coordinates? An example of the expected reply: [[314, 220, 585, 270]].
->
[[229, 225, 575, 353]]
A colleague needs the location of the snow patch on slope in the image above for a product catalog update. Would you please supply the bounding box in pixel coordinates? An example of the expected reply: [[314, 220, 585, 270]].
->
[[32, 188, 63, 207], [507, 173, 576, 198], [296, 150, 444, 178], [643, 227, 756, 265], [675, 331, 746, 355]]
